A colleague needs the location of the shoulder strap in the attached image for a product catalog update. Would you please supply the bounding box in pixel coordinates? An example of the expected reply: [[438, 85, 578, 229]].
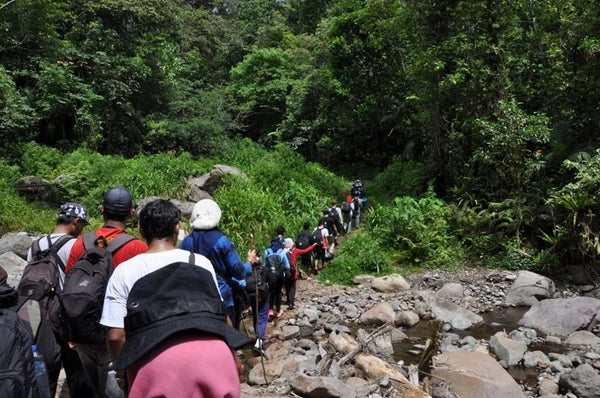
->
[[31, 236, 43, 258], [188, 251, 195, 265], [106, 233, 136, 254], [49, 235, 76, 272], [16, 298, 42, 340], [82, 231, 97, 250]]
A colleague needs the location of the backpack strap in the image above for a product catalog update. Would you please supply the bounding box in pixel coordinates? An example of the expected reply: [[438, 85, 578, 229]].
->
[[16, 298, 42, 340], [188, 251, 195, 265], [49, 235, 76, 273], [105, 233, 136, 254]]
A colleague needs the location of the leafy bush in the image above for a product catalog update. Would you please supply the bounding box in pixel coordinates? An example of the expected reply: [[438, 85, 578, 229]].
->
[[318, 230, 393, 285], [488, 238, 559, 273], [0, 159, 55, 234], [367, 191, 464, 268], [370, 158, 426, 203]]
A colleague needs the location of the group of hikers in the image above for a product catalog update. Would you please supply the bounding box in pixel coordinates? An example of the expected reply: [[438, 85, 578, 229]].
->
[[0, 180, 366, 398]]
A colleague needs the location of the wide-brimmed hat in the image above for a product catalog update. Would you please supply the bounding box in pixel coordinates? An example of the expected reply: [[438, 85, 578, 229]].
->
[[114, 261, 250, 370]]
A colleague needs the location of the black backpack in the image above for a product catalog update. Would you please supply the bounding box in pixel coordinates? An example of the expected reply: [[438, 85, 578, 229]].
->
[[265, 250, 286, 286], [296, 230, 311, 250], [0, 288, 38, 398], [244, 267, 269, 307], [341, 202, 352, 214], [52, 232, 135, 344], [310, 229, 323, 247], [18, 235, 74, 305]]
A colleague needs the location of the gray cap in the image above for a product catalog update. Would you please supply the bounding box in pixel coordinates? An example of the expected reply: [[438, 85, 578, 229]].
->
[[59, 203, 90, 225], [103, 187, 133, 215]]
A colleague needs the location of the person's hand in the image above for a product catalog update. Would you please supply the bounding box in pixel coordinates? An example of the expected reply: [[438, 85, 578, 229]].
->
[[238, 279, 246, 288], [247, 249, 257, 264], [116, 370, 127, 391]]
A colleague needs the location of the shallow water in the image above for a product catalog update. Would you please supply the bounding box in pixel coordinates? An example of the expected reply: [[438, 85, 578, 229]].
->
[[393, 306, 561, 388]]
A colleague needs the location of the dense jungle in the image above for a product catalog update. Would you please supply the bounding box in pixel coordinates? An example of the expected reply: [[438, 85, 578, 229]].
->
[[2, 0, 600, 284]]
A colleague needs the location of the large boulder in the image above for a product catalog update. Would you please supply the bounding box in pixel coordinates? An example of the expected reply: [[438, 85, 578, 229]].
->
[[187, 164, 248, 198], [0, 232, 34, 260], [431, 351, 527, 398], [519, 297, 600, 337], [135, 197, 196, 219], [505, 271, 555, 306], [565, 331, 600, 350], [371, 274, 410, 292], [559, 364, 600, 398], [0, 251, 28, 287], [437, 283, 464, 299], [14, 176, 54, 202], [420, 291, 483, 330]]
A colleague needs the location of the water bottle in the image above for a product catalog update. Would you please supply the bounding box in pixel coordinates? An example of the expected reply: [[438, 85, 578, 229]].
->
[[32, 345, 51, 397]]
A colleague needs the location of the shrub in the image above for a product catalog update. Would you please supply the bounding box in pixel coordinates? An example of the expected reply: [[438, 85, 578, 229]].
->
[[367, 190, 464, 268], [370, 158, 426, 203], [318, 230, 393, 285]]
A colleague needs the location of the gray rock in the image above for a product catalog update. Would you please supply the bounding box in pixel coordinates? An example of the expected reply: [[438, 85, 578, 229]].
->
[[394, 310, 420, 327], [519, 297, 600, 337], [437, 283, 464, 299], [0, 251, 28, 287], [14, 176, 54, 202], [136, 196, 196, 218], [370, 274, 410, 292], [431, 380, 458, 398], [420, 291, 483, 330], [565, 331, 600, 350], [431, 351, 526, 398], [281, 325, 300, 340], [289, 373, 356, 398], [353, 275, 374, 285], [559, 364, 600, 398], [187, 164, 248, 197], [505, 270, 555, 306], [0, 232, 34, 260], [489, 332, 527, 366], [523, 350, 550, 368], [539, 378, 559, 396], [301, 308, 320, 324], [548, 353, 573, 368], [358, 302, 395, 326], [340, 303, 359, 318]]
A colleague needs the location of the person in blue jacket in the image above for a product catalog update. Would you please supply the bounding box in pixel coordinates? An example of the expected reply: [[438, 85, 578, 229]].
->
[[180, 199, 255, 325]]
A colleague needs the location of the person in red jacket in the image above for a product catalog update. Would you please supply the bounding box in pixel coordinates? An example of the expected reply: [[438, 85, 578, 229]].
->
[[65, 187, 147, 398], [283, 238, 315, 309]]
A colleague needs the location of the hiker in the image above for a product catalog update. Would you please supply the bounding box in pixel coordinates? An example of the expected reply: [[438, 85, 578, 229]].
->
[[101, 199, 248, 397], [311, 222, 328, 275], [341, 195, 354, 234], [330, 201, 343, 236], [283, 238, 315, 309], [275, 226, 286, 246], [263, 237, 290, 318], [237, 249, 270, 353], [0, 265, 42, 398], [65, 187, 148, 398], [319, 209, 336, 253], [179, 199, 254, 326], [352, 195, 362, 228], [295, 222, 313, 277], [23, 203, 93, 397]]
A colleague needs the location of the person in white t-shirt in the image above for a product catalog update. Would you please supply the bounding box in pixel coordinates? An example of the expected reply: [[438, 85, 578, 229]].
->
[[101, 199, 243, 397], [26, 202, 93, 398]]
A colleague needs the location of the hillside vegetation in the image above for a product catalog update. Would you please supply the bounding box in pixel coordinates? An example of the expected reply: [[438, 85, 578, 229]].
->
[[3, 1, 600, 281]]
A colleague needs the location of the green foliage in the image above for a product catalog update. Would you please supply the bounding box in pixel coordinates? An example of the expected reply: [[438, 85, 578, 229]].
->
[[0, 159, 56, 235], [318, 230, 393, 285], [370, 158, 426, 203], [488, 238, 559, 274], [367, 191, 464, 269]]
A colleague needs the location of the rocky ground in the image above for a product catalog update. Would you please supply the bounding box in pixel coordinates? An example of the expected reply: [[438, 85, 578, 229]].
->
[[2, 231, 600, 398], [237, 268, 600, 398]]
